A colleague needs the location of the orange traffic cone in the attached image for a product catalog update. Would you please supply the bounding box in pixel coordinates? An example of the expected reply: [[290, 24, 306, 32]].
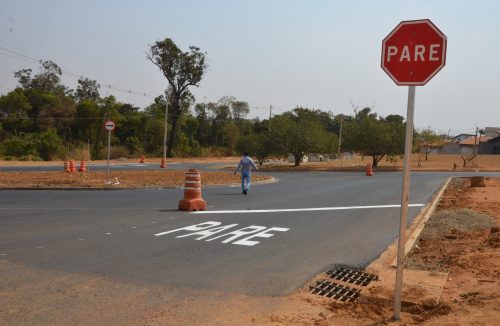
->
[[178, 169, 206, 211], [78, 160, 87, 172], [139, 155, 145, 163], [63, 160, 70, 172], [160, 158, 167, 168], [69, 160, 76, 173], [366, 163, 373, 176]]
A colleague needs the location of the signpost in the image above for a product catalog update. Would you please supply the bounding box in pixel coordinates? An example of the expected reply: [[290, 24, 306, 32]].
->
[[381, 19, 447, 320], [104, 121, 115, 184]]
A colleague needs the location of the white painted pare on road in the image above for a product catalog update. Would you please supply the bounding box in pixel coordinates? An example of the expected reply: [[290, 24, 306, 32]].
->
[[155, 221, 289, 246], [191, 204, 425, 214]]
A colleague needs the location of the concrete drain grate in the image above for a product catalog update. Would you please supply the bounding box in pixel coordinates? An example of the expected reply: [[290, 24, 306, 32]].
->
[[326, 266, 378, 286], [309, 280, 361, 302]]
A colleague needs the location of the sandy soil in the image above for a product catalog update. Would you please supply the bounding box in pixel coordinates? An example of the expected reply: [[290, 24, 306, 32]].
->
[[0, 170, 272, 188], [314, 177, 500, 325], [261, 154, 500, 172]]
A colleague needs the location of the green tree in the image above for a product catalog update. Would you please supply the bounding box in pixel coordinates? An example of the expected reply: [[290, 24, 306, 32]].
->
[[270, 108, 336, 166], [2, 134, 38, 158], [37, 129, 65, 160], [343, 108, 405, 167], [75, 77, 100, 102], [0, 89, 33, 134], [38, 96, 76, 141], [147, 38, 207, 157], [236, 133, 272, 165]]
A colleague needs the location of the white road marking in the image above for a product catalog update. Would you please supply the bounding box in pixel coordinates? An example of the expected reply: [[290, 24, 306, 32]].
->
[[152, 221, 157, 224], [0, 253, 8, 256], [130, 226, 137, 229], [154, 221, 289, 246], [78, 238, 84, 241], [36, 246, 44, 249], [191, 204, 425, 214], [105, 233, 112, 235]]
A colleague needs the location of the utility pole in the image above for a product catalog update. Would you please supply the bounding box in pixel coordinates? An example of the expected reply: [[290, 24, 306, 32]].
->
[[269, 105, 272, 132], [161, 93, 168, 168], [473, 126, 479, 157], [338, 117, 343, 166]]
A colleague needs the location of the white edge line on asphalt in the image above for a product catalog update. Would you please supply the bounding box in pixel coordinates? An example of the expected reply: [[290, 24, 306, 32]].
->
[[191, 204, 425, 214]]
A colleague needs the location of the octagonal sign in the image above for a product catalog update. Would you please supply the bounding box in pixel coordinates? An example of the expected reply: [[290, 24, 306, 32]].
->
[[381, 19, 447, 86]]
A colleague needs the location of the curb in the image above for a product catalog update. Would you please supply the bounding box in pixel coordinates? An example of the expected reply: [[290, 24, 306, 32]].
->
[[359, 176, 452, 305], [390, 177, 452, 267]]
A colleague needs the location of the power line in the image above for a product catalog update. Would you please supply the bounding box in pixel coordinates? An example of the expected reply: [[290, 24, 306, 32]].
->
[[0, 46, 40, 64], [0, 44, 156, 100]]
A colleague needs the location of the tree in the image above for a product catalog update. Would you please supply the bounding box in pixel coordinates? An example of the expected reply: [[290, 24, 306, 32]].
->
[[343, 108, 405, 167], [75, 77, 100, 102], [14, 61, 64, 93], [0, 89, 33, 134], [269, 108, 336, 166], [37, 129, 64, 160], [236, 133, 272, 165], [418, 127, 443, 161], [147, 38, 207, 157]]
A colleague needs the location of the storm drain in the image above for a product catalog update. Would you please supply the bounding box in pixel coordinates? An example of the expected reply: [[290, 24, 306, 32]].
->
[[309, 280, 361, 302], [326, 266, 378, 286]]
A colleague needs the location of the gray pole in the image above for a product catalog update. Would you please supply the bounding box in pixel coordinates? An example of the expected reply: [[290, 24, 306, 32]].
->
[[339, 117, 343, 166], [269, 105, 272, 132], [163, 94, 168, 162], [393, 85, 416, 320], [106, 130, 111, 184]]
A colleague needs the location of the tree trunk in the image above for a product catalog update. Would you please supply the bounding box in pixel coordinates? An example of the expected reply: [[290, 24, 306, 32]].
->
[[372, 154, 385, 167], [166, 99, 181, 158], [293, 153, 302, 166]]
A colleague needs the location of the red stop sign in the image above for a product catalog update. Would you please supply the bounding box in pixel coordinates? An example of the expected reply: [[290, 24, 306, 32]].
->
[[381, 19, 447, 86]]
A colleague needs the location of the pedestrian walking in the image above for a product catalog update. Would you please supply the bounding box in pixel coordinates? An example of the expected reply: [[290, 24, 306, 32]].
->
[[234, 152, 258, 195]]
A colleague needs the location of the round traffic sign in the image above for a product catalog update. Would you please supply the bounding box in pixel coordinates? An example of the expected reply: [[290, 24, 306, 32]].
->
[[104, 121, 115, 131], [381, 19, 447, 86]]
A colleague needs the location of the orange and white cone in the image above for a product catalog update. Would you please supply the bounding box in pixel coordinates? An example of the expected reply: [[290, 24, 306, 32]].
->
[[78, 160, 87, 172], [178, 169, 206, 211], [366, 163, 373, 176], [63, 160, 70, 172], [69, 160, 76, 173]]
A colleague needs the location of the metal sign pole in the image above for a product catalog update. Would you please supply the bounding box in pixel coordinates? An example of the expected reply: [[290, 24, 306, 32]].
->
[[106, 130, 111, 184], [393, 85, 416, 320]]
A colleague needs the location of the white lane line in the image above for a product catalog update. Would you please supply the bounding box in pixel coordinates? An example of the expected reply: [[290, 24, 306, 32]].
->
[[78, 238, 85, 241], [36, 246, 44, 249], [105, 233, 112, 235], [191, 204, 425, 214], [0, 253, 8, 256], [130, 226, 137, 229]]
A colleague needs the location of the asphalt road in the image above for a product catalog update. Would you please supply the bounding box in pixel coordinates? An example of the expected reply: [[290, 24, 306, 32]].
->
[[1, 171, 497, 296]]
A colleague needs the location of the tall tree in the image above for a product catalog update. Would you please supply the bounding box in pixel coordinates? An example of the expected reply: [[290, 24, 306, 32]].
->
[[147, 38, 207, 157], [343, 108, 405, 167], [270, 108, 336, 166], [75, 77, 100, 102]]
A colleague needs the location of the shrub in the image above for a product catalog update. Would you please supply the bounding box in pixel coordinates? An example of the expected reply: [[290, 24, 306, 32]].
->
[[37, 129, 65, 160], [2, 134, 37, 158], [97, 145, 131, 159]]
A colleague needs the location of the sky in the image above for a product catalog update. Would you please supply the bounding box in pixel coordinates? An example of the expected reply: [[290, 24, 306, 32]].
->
[[0, 0, 499, 135]]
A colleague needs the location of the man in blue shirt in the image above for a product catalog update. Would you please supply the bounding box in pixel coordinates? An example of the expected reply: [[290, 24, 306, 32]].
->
[[234, 152, 258, 195]]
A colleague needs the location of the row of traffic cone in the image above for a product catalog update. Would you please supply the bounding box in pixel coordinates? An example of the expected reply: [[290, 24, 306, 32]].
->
[[64, 160, 87, 172], [140, 155, 167, 169]]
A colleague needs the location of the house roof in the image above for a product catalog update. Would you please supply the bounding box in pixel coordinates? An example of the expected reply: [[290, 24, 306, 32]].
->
[[459, 135, 492, 146]]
